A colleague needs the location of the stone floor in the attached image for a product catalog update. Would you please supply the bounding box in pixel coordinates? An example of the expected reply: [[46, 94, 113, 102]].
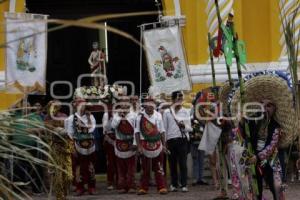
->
[[30, 180, 300, 200]]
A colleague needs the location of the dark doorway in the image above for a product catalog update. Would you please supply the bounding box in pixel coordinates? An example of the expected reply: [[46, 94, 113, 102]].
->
[[26, 0, 161, 173], [26, 0, 160, 96], [107, 16, 154, 95]]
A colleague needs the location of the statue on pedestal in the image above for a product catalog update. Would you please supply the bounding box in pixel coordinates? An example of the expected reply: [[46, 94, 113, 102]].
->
[[88, 42, 106, 86]]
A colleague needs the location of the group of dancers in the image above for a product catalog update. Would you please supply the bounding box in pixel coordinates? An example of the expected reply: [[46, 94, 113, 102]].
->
[[43, 89, 292, 200]]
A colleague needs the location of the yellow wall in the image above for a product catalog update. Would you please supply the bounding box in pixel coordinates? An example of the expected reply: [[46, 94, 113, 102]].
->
[[162, 0, 283, 93], [269, 0, 282, 61], [162, 0, 175, 16], [180, 0, 208, 64], [236, 0, 282, 61], [162, 0, 283, 65], [241, 0, 271, 62], [233, 0, 243, 40], [0, 0, 25, 110]]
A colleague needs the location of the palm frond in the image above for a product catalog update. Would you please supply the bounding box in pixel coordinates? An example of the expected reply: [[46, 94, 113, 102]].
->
[[279, 0, 300, 114], [0, 110, 67, 199]]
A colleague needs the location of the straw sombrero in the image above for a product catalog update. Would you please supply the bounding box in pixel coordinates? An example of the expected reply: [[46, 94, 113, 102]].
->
[[230, 75, 298, 148]]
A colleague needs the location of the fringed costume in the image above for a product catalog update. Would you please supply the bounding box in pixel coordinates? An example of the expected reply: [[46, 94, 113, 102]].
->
[[65, 110, 97, 195], [135, 110, 167, 194], [111, 111, 137, 193]]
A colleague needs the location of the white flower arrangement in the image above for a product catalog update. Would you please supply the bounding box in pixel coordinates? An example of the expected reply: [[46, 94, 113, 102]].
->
[[74, 85, 126, 104]]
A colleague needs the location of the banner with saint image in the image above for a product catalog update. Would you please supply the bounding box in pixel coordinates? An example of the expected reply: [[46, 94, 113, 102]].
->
[[5, 12, 47, 94], [143, 25, 191, 94]]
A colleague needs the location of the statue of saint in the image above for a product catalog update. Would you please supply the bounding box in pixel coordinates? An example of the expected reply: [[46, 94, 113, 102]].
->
[[88, 42, 106, 86]]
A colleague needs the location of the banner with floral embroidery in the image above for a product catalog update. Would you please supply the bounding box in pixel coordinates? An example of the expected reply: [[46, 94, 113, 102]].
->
[[143, 25, 191, 94], [5, 13, 47, 94]]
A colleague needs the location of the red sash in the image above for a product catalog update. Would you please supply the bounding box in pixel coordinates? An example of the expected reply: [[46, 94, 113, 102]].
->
[[118, 119, 134, 136], [116, 139, 132, 152], [141, 115, 159, 137], [140, 115, 161, 151]]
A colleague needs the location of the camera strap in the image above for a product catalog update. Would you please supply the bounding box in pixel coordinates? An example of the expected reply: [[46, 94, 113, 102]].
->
[[169, 108, 186, 139]]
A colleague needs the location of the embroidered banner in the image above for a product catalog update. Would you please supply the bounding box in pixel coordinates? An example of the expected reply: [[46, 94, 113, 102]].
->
[[5, 12, 47, 94], [143, 25, 191, 94]]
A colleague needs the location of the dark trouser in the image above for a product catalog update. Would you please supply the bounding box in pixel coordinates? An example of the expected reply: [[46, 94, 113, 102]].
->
[[104, 142, 118, 186], [167, 138, 188, 187], [116, 156, 136, 191], [191, 143, 205, 182], [278, 148, 286, 182], [256, 163, 276, 200], [140, 152, 166, 191], [75, 152, 97, 191]]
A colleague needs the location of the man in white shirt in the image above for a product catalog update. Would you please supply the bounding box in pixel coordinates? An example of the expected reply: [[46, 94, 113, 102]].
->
[[111, 97, 137, 193], [163, 91, 192, 192], [135, 97, 168, 195], [65, 99, 97, 196]]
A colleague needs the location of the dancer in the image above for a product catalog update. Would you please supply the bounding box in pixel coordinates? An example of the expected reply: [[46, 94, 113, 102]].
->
[[111, 97, 137, 193], [135, 97, 168, 195], [65, 99, 97, 196], [239, 99, 285, 200], [45, 100, 72, 200]]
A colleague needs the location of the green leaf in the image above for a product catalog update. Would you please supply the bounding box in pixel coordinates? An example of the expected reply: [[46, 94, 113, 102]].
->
[[237, 40, 247, 65], [224, 41, 233, 66], [221, 24, 232, 40]]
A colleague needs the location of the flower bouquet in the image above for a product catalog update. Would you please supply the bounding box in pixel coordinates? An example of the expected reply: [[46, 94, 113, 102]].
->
[[74, 85, 126, 111]]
